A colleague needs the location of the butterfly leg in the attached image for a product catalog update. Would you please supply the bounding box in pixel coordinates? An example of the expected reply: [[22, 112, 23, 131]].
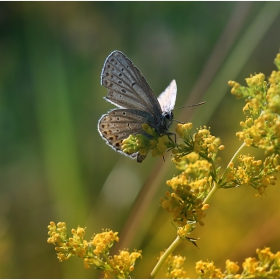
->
[[167, 132, 177, 144]]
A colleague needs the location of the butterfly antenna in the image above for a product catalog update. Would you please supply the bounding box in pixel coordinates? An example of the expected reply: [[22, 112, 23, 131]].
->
[[173, 101, 206, 110], [172, 119, 184, 124]]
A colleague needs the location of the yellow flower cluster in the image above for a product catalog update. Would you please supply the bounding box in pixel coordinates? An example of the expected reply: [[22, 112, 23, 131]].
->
[[122, 122, 223, 163], [241, 247, 280, 278], [91, 230, 119, 257], [47, 222, 141, 278], [196, 260, 224, 278], [223, 154, 279, 196], [195, 247, 280, 279], [229, 53, 280, 155], [194, 127, 223, 159], [121, 123, 172, 159], [161, 252, 187, 279], [174, 123, 223, 162], [161, 152, 213, 227], [47, 221, 68, 246], [269, 53, 280, 84], [104, 250, 142, 279], [175, 122, 193, 140]]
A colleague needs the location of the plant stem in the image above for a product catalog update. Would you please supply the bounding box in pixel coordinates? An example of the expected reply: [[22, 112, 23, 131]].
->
[[150, 235, 183, 279], [221, 142, 246, 182], [203, 181, 219, 204]]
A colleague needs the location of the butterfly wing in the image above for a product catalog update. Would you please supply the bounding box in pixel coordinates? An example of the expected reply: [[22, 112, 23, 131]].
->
[[101, 50, 162, 119], [98, 108, 155, 162], [157, 79, 177, 113]]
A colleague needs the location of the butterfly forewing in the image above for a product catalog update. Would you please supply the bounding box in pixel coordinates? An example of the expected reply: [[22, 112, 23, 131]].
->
[[101, 51, 162, 118]]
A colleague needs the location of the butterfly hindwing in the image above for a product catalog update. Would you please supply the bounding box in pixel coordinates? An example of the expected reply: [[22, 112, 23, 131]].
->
[[98, 108, 154, 157]]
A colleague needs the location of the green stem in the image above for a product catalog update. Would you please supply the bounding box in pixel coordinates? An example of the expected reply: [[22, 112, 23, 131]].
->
[[150, 235, 183, 279], [203, 182, 219, 204], [204, 142, 246, 201], [221, 142, 246, 182]]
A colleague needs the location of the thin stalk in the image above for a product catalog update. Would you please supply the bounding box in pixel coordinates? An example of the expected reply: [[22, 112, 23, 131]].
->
[[150, 235, 183, 279], [221, 142, 246, 182], [204, 142, 246, 202], [203, 182, 219, 204]]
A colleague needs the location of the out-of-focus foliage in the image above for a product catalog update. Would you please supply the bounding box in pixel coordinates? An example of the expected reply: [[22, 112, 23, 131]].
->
[[0, 2, 280, 278]]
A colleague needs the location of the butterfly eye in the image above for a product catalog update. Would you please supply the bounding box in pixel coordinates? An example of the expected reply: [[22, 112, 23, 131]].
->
[[163, 112, 173, 120]]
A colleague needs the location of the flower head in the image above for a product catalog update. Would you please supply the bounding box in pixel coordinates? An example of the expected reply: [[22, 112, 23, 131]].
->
[[161, 252, 187, 279], [229, 54, 280, 155], [195, 260, 224, 279], [47, 222, 141, 278], [194, 247, 280, 279], [104, 250, 142, 279], [121, 123, 173, 160]]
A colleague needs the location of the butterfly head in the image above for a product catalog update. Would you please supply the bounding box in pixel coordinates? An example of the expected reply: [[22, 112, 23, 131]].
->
[[158, 110, 174, 134]]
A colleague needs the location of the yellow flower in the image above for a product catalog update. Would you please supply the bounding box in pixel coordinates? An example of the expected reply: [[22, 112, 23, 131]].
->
[[222, 154, 279, 195], [230, 55, 280, 155], [195, 260, 224, 279], [151, 135, 170, 158], [245, 73, 265, 87], [161, 253, 187, 279], [91, 230, 119, 257], [225, 259, 240, 275], [177, 224, 192, 238], [195, 247, 280, 278], [121, 123, 173, 160], [175, 122, 193, 139], [105, 250, 142, 279], [48, 222, 141, 278]]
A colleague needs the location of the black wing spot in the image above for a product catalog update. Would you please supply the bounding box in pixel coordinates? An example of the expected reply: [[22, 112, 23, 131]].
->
[[121, 89, 126, 93], [122, 112, 126, 115], [118, 80, 122, 84], [118, 73, 123, 77], [131, 82, 136, 87], [121, 68, 124, 72]]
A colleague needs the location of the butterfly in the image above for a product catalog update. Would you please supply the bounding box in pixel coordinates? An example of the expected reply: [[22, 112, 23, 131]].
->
[[98, 50, 177, 163]]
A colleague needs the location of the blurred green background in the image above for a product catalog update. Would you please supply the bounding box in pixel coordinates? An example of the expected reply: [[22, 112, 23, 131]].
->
[[1, 2, 280, 278]]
